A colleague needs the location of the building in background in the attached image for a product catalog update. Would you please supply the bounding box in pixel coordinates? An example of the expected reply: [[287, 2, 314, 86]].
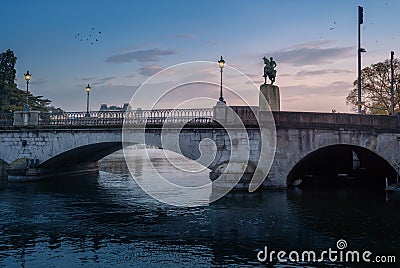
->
[[99, 103, 129, 111]]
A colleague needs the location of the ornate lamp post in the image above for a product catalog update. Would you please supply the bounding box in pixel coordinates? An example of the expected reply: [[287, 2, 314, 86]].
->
[[24, 70, 31, 111], [218, 56, 226, 104], [85, 84, 91, 117]]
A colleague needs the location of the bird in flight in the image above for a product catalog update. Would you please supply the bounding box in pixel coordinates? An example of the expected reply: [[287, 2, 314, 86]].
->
[[74, 27, 103, 45]]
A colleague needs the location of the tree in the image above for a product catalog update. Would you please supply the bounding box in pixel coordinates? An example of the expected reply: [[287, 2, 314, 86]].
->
[[0, 49, 17, 86], [0, 49, 51, 113], [346, 59, 400, 114]]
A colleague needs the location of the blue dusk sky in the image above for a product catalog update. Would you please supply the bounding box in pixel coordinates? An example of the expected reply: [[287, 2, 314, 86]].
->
[[1, 0, 399, 112]]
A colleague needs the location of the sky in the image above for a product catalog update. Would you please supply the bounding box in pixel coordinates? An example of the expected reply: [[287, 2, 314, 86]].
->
[[1, 0, 400, 112]]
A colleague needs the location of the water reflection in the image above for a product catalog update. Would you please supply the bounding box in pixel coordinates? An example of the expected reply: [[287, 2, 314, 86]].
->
[[287, 188, 400, 254], [0, 149, 399, 267]]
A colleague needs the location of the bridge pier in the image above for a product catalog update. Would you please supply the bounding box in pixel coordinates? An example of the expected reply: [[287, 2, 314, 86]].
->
[[210, 162, 264, 190]]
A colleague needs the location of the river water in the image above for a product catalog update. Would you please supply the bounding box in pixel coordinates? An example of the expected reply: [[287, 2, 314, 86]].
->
[[0, 149, 399, 267]]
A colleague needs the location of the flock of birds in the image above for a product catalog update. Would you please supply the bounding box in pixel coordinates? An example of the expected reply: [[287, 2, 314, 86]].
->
[[324, 19, 381, 44], [329, 21, 336, 31], [74, 27, 102, 45], [75, 4, 391, 46]]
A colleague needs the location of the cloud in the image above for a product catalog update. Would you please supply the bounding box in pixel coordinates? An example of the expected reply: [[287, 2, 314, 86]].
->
[[329, 81, 353, 88], [245, 79, 263, 85], [92, 76, 117, 86], [30, 78, 47, 85], [282, 80, 353, 98], [76, 76, 117, 86], [242, 73, 261, 85], [296, 69, 353, 77], [280, 81, 354, 112], [105, 48, 178, 63], [245, 73, 260, 79], [137, 65, 164, 76], [269, 41, 353, 66], [279, 73, 295, 78], [173, 34, 196, 39], [279, 68, 353, 79], [204, 40, 219, 46], [284, 40, 335, 50], [78, 77, 94, 81]]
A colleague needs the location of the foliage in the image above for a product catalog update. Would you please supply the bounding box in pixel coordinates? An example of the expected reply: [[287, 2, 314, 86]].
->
[[346, 59, 400, 114], [0, 49, 51, 113]]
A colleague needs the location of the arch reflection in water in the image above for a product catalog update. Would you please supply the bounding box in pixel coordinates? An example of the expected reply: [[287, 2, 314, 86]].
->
[[1, 149, 400, 267]]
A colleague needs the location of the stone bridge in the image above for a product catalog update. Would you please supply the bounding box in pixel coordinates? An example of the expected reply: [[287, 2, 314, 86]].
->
[[1, 108, 400, 190]]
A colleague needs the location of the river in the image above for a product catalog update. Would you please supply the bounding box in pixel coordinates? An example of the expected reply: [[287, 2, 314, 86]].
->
[[0, 149, 399, 267]]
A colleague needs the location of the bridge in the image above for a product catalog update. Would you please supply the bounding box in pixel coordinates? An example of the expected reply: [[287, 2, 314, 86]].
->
[[1, 106, 400, 190]]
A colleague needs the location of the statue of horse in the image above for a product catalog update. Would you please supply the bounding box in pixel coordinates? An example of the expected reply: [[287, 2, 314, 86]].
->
[[263, 56, 277, 84]]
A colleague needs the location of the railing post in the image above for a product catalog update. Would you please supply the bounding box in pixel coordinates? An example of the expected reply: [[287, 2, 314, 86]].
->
[[13, 111, 39, 126]]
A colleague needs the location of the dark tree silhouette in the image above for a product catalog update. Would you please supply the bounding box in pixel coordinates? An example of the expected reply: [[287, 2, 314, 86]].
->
[[346, 59, 400, 114], [0, 49, 51, 112]]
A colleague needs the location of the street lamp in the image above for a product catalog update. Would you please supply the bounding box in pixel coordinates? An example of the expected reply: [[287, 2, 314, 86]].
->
[[357, 6, 366, 114], [218, 56, 226, 104], [85, 84, 91, 117], [24, 70, 31, 111], [390, 51, 395, 115]]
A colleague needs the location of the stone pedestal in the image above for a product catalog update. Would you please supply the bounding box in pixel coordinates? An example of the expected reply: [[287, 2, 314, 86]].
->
[[213, 101, 233, 124], [259, 83, 280, 111], [213, 102, 246, 124], [213, 101, 227, 123], [13, 111, 40, 126]]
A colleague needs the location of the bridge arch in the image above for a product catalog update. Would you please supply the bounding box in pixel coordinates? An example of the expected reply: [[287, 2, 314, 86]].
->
[[40, 142, 124, 168], [39, 140, 209, 171], [287, 144, 398, 189]]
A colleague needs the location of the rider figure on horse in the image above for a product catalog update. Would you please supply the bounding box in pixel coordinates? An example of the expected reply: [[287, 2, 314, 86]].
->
[[263, 57, 277, 85]]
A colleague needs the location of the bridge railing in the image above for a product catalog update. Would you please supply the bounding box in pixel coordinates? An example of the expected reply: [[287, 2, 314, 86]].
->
[[0, 113, 14, 126], [39, 111, 125, 126], [37, 108, 214, 126], [123, 108, 213, 125]]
